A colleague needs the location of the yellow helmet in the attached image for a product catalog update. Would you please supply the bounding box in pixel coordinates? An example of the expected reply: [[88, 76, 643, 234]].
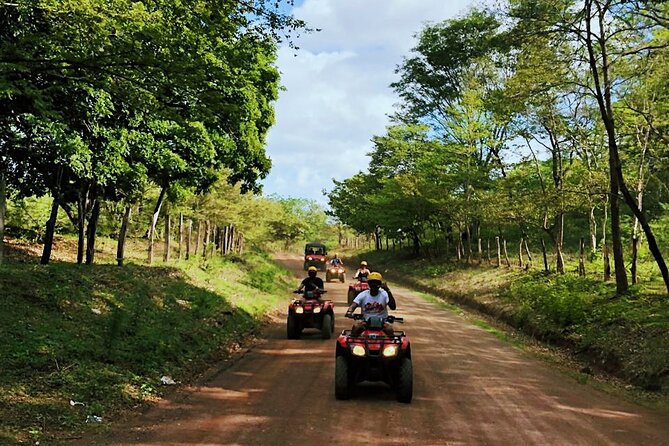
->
[[308, 266, 318, 272], [367, 272, 383, 282], [360, 261, 368, 266]]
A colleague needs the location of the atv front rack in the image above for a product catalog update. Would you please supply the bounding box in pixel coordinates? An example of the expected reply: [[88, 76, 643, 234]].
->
[[341, 330, 406, 340]]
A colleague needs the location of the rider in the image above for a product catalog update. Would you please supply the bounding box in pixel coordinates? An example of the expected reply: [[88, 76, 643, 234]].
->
[[345, 272, 396, 337], [296, 266, 325, 300], [330, 253, 343, 267], [353, 261, 370, 281]]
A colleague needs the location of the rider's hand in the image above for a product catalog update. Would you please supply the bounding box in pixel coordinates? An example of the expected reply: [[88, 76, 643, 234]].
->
[[345, 311, 353, 317]]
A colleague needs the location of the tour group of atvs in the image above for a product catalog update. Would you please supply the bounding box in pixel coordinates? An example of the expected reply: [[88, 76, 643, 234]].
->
[[286, 282, 413, 403]]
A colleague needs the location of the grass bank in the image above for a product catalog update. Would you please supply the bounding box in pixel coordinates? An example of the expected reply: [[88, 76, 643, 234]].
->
[[351, 249, 669, 395], [0, 239, 293, 445]]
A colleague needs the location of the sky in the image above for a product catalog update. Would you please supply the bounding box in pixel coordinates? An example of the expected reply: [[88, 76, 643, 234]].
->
[[261, 0, 477, 205]]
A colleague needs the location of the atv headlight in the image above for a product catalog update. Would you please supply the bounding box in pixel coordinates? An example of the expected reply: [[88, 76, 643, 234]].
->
[[338, 268, 344, 273], [313, 306, 321, 314], [351, 345, 366, 357], [295, 307, 304, 314], [320, 258, 325, 262], [307, 256, 313, 260], [382, 345, 398, 358]]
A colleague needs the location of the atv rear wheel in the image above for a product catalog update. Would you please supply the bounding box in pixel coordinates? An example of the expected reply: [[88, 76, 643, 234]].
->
[[321, 314, 332, 339], [335, 356, 351, 400], [396, 358, 413, 403], [287, 315, 300, 339], [347, 289, 356, 305]]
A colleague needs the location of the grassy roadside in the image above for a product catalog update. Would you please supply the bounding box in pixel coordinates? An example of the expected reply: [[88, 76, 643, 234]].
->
[[349, 249, 669, 398], [0, 239, 293, 445]]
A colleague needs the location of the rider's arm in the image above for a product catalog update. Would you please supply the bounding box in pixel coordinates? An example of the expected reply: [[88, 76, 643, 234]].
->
[[297, 278, 307, 292], [384, 285, 396, 310], [345, 302, 359, 315]]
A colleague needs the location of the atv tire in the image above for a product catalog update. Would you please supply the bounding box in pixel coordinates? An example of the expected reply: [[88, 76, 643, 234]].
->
[[340, 273, 346, 283], [335, 356, 351, 400], [287, 315, 300, 339], [321, 314, 333, 339], [396, 358, 413, 403], [347, 289, 356, 305]]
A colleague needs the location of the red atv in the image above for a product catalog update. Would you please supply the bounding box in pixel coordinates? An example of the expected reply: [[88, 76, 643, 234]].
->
[[347, 277, 369, 305], [326, 264, 346, 283], [287, 290, 335, 339], [335, 314, 413, 403]]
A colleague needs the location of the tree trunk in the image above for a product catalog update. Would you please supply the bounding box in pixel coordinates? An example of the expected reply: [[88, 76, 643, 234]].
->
[[578, 238, 586, 277], [40, 166, 65, 265], [147, 186, 167, 265], [195, 220, 201, 257], [503, 238, 510, 268], [477, 237, 482, 265], [523, 239, 532, 270], [116, 206, 132, 266], [412, 230, 420, 256], [540, 238, 549, 273], [186, 220, 192, 260], [164, 214, 171, 262], [466, 224, 472, 263], [487, 238, 491, 264], [203, 220, 210, 258], [631, 236, 639, 285], [77, 189, 87, 264], [495, 236, 501, 267], [0, 171, 5, 265], [603, 243, 611, 281], [585, 0, 628, 293], [210, 225, 216, 259], [589, 206, 597, 253], [518, 238, 524, 269], [178, 213, 184, 260], [40, 195, 60, 265], [85, 199, 100, 265], [555, 213, 565, 274]]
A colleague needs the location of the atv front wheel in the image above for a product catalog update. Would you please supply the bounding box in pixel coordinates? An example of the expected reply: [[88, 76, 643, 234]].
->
[[321, 314, 333, 339], [396, 358, 413, 403], [335, 356, 351, 400], [340, 273, 345, 283], [287, 315, 300, 339]]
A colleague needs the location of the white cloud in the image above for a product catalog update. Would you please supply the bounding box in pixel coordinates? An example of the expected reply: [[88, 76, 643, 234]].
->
[[262, 0, 477, 205]]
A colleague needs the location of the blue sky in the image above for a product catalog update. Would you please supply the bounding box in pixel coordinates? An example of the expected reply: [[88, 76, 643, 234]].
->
[[261, 0, 477, 205]]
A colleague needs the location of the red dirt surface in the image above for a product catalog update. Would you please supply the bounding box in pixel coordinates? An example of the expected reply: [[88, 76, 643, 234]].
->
[[72, 254, 669, 446]]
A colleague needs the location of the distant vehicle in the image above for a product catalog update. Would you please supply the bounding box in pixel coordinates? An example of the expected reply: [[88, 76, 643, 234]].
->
[[326, 264, 346, 283], [304, 242, 327, 271]]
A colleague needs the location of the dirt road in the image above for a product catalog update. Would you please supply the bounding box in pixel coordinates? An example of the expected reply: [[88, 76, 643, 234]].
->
[[80, 254, 669, 445]]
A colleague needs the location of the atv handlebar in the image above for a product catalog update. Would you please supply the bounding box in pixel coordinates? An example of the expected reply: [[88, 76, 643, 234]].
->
[[293, 289, 327, 294], [345, 313, 404, 323]]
